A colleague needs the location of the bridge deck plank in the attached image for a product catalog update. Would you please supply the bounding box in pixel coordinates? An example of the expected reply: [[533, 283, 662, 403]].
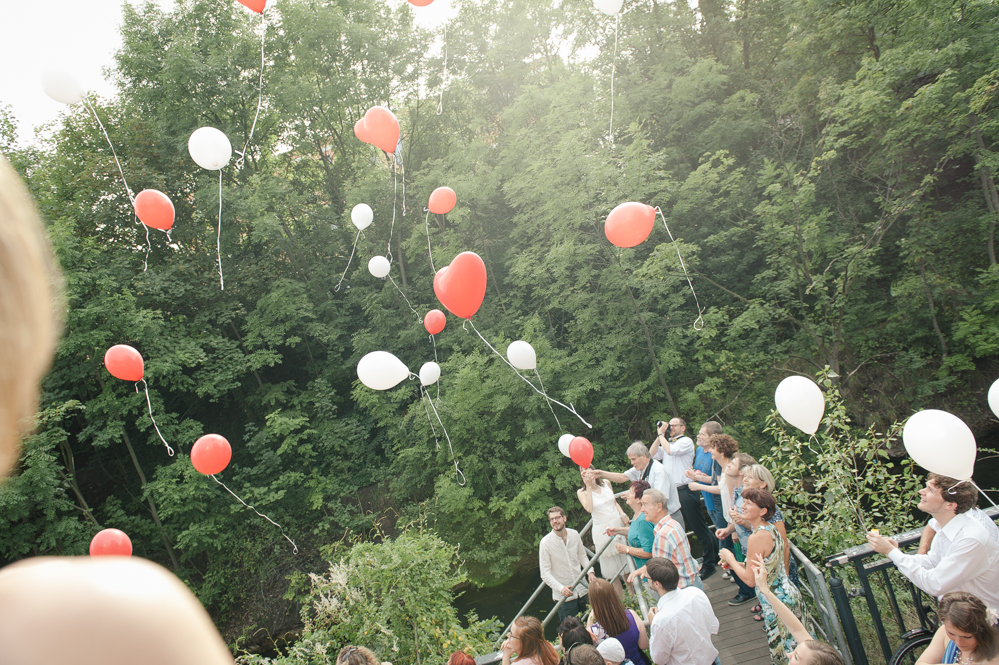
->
[[704, 570, 773, 665]]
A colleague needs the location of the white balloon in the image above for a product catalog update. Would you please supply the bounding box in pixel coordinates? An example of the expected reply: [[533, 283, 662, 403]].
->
[[41, 71, 86, 105], [988, 378, 999, 419], [774, 376, 825, 435], [187, 127, 232, 171], [351, 204, 373, 230], [507, 340, 537, 371], [903, 409, 976, 480], [368, 256, 390, 278], [558, 434, 574, 458], [593, 0, 623, 15], [357, 351, 410, 390], [419, 362, 441, 386]]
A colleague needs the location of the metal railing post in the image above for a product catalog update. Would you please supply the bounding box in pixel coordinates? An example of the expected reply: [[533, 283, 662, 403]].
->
[[829, 575, 869, 665]]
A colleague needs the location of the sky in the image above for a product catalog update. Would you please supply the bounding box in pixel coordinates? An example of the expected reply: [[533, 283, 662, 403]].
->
[[0, 0, 454, 147]]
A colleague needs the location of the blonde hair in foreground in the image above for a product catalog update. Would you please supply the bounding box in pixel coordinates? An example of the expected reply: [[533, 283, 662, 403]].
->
[[0, 156, 62, 478]]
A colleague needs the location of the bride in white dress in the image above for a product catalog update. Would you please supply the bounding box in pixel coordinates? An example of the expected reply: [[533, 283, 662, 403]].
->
[[577, 466, 631, 597]]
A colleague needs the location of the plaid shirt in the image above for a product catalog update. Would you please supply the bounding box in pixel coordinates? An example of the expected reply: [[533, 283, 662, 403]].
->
[[652, 514, 699, 589]]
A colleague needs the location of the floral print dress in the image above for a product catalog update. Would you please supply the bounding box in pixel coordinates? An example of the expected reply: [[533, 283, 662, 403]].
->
[[755, 522, 809, 665]]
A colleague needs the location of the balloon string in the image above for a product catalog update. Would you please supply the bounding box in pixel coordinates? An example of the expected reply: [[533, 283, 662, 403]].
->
[[423, 385, 465, 485], [609, 14, 619, 145], [235, 11, 266, 170], [430, 334, 441, 401], [217, 171, 225, 290], [334, 228, 362, 292], [387, 161, 398, 263], [971, 480, 999, 508], [437, 24, 448, 115], [138, 379, 174, 456], [534, 368, 563, 430], [654, 207, 703, 330], [424, 209, 437, 273], [386, 274, 422, 322], [140, 214, 151, 271], [211, 475, 299, 554], [466, 319, 592, 428], [82, 97, 134, 205], [421, 387, 441, 450], [806, 433, 867, 533]]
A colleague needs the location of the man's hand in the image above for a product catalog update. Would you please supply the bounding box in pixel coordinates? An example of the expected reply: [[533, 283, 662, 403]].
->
[[627, 565, 647, 584], [587, 570, 597, 583], [647, 606, 658, 621], [561, 586, 573, 598], [866, 531, 899, 555]]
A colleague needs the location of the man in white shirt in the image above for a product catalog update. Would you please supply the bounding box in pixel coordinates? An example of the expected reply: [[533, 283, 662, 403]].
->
[[594, 442, 684, 529], [651, 417, 717, 579], [867, 473, 999, 610], [539, 506, 591, 621], [646, 557, 720, 665]]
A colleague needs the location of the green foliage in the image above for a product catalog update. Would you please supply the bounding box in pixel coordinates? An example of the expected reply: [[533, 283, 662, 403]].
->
[[765, 370, 924, 557], [236, 526, 497, 665]]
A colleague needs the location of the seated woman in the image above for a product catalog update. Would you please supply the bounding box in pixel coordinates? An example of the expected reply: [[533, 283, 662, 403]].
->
[[751, 555, 844, 665], [719, 488, 808, 665], [502, 616, 560, 665], [916, 591, 999, 665], [586, 578, 649, 665]]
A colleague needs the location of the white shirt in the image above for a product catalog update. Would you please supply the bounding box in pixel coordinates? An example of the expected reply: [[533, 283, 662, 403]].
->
[[539, 528, 590, 602], [625, 459, 680, 516], [652, 435, 695, 487], [928, 508, 999, 548], [888, 511, 999, 610], [649, 587, 719, 665]]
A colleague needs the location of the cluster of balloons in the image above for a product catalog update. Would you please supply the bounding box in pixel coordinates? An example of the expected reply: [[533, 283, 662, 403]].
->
[[357, 351, 443, 390], [555, 435, 593, 468], [353, 106, 400, 154], [774, 373, 983, 482]]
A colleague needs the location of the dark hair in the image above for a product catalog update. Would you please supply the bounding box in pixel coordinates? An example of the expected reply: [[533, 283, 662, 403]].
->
[[645, 557, 679, 592], [701, 421, 723, 437], [939, 592, 999, 660], [448, 652, 476, 665], [741, 488, 777, 520], [547, 506, 566, 519], [629, 479, 652, 499], [514, 616, 559, 665], [336, 645, 378, 665], [928, 474, 979, 515], [732, 452, 757, 469], [800, 640, 845, 665], [710, 433, 738, 457], [558, 617, 593, 653], [565, 644, 603, 665], [588, 578, 630, 637]]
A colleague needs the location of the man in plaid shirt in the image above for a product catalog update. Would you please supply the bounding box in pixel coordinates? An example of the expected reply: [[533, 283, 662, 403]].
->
[[627, 488, 703, 591]]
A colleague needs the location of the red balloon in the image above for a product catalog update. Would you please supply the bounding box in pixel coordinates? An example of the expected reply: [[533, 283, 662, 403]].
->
[[90, 528, 132, 556], [363, 106, 400, 154], [191, 434, 232, 476], [424, 309, 446, 335], [433, 252, 487, 320], [104, 345, 144, 382], [605, 202, 656, 248], [134, 189, 175, 231], [428, 186, 456, 214], [237, 0, 266, 12], [408, 0, 434, 5], [354, 118, 372, 144], [568, 436, 593, 468]]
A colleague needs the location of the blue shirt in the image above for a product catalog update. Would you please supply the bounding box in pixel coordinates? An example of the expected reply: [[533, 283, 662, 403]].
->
[[692, 447, 718, 510]]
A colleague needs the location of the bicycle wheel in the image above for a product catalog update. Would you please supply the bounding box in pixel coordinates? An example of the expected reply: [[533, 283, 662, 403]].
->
[[889, 633, 934, 665]]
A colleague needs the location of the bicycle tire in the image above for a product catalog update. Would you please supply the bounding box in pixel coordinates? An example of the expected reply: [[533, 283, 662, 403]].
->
[[889, 632, 935, 665]]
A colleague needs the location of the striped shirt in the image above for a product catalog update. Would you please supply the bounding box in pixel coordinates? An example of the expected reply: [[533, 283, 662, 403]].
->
[[652, 514, 699, 589]]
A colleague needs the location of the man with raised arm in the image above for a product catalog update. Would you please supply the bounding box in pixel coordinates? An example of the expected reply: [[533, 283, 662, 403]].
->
[[539, 506, 591, 621], [645, 558, 719, 665], [594, 442, 684, 529], [867, 473, 999, 609]]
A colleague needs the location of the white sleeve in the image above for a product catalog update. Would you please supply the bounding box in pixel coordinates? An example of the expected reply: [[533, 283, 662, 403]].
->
[[649, 615, 673, 665], [888, 535, 989, 597]]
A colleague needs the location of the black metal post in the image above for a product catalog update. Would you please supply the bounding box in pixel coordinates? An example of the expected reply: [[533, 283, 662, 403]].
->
[[829, 575, 870, 665]]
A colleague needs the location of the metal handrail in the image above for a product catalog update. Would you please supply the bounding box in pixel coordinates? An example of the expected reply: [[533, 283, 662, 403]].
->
[[791, 544, 853, 665]]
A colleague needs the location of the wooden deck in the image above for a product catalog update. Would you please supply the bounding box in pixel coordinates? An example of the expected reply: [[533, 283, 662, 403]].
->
[[704, 570, 772, 665]]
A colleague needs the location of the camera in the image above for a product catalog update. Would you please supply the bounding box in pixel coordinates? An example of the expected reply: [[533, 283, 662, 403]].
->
[[656, 420, 671, 436]]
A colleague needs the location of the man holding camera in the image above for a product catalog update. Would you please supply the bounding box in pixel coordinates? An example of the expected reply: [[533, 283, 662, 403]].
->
[[650, 418, 717, 580]]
